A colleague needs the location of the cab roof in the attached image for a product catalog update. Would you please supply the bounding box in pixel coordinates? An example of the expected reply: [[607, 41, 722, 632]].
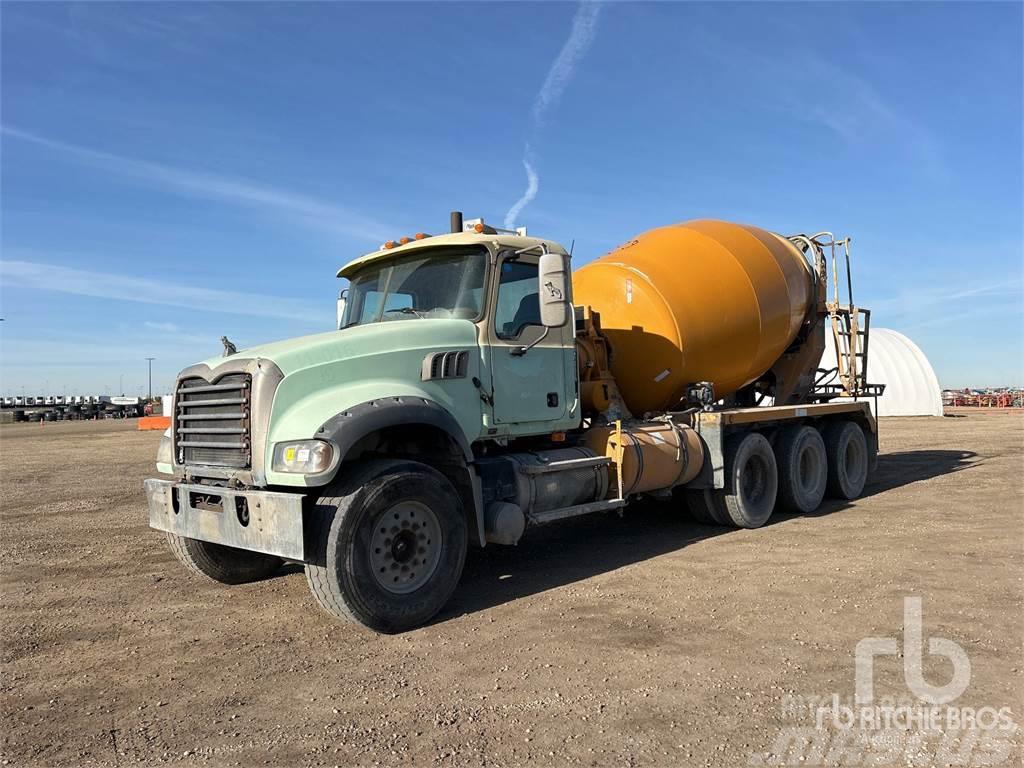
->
[[337, 232, 568, 278]]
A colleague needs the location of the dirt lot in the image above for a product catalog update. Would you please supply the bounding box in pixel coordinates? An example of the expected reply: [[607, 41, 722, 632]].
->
[[2, 412, 1022, 767]]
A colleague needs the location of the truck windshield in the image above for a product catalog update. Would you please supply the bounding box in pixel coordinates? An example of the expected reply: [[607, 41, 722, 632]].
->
[[342, 246, 488, 328]]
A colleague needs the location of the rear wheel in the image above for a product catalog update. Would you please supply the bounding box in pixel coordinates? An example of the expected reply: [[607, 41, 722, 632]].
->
[[305, 460, 468, 633], [166, 534, 283, 584], [679, 489, 720, 528], [683, 489, 730, 526], [714, 432, 778, 529], [776, 425, 828, 513], [824, 421, 869, 499]]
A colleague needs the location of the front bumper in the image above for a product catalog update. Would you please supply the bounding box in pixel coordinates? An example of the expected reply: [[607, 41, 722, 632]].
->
[[145, 479, 307, 561]]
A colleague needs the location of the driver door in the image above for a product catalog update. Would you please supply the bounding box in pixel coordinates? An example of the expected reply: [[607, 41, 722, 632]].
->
[[487, 255, 568, 426]]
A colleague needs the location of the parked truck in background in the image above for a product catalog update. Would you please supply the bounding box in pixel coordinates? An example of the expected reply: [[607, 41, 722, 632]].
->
[[145, 213, 882, 632]]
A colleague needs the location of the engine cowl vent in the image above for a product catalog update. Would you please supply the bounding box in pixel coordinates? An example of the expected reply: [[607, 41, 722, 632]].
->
[[422, 350, 469, 381]]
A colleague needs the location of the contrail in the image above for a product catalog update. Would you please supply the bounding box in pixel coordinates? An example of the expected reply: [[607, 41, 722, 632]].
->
[[503, 149, 539, 232], [505, 1, 601, 230]]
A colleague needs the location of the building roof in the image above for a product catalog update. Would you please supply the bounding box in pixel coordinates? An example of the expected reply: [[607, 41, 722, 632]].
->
[[821, 327, 943, 417]]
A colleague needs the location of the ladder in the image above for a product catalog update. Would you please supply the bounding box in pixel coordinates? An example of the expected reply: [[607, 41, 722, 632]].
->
[[822, 236, 872, 397]]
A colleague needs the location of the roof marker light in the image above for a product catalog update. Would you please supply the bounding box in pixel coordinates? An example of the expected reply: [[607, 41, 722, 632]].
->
[[414, 232, 429, 240], [399, 236, 412, 245]]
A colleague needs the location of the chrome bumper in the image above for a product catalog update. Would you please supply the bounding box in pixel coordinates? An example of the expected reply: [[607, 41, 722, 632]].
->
[[145, 479, 306, 561]]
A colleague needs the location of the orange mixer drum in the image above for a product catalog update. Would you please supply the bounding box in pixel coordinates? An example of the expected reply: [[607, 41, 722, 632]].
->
[[572, 220, 814, 414]]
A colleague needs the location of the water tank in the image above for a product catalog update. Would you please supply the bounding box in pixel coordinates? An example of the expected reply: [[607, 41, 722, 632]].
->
[[572, 220, 814, 414]]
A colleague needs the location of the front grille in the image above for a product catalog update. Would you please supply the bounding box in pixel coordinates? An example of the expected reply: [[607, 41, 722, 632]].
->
[[175, 374, 251, 469]]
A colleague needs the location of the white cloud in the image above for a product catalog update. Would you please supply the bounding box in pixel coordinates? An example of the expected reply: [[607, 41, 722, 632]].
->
[[684, 25, 947, 181], [1, 126, 391, 242], [0, 259, 318, 322], [143, 320, 180, 333], [505, 1, 602, 229]]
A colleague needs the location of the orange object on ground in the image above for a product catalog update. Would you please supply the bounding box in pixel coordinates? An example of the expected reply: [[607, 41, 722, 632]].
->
[[138, 416, 171, 431]]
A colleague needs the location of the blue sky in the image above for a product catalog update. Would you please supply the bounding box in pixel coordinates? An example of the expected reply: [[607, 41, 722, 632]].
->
[[1, 1, 1021, 396]]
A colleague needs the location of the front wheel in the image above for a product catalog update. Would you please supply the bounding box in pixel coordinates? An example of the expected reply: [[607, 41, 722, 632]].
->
[[305, 460, 468, 633], [166, 534, 283, 584]]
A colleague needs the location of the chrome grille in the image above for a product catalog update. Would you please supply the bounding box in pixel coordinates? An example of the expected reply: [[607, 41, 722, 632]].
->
[[175, 374, 251, 468]]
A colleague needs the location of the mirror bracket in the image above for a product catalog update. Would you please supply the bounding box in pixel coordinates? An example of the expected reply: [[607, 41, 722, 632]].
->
[[510, 327, 549, 357], [336, 288, 349, 330]]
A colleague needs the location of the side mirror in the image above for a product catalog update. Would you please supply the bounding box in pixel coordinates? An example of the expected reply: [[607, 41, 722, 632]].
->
[[538, 252, 569, 328], [336, 288, 348, 330]]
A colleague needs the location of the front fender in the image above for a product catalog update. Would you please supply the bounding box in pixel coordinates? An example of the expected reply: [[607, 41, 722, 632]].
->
[[264, 380, 479, 488], [265, 384, 486, 547], [317, 397, 473, 465]]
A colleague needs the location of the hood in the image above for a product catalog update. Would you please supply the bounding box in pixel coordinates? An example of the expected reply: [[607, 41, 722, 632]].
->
[[197, 319, 478, 377]]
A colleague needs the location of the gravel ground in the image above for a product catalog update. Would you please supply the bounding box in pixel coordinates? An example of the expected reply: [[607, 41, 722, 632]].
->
[[1, 412, 1022, 767]]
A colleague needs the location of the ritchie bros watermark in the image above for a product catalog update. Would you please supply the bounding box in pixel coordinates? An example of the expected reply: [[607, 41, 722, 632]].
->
[[749, 597, 1019, 767]]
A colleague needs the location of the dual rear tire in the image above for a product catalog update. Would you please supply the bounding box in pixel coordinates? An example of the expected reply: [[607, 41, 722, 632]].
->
[[684, 419, 869, 529]]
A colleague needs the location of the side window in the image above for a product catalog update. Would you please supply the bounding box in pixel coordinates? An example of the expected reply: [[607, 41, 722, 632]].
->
[[495, 260, 539, 340]]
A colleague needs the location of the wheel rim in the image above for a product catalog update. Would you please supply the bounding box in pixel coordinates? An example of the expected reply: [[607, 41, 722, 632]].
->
[[369, 500, 442, 595]]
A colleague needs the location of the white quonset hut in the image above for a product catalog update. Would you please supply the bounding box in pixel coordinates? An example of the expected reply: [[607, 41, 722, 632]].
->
[[820, 327, 943, 417]]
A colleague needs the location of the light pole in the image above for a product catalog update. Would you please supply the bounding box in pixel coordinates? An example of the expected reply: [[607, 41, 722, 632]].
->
[[145, 357, 155, 400]]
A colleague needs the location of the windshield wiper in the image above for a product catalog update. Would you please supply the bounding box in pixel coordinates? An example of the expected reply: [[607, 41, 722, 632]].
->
[[384, 307, 426, 317]]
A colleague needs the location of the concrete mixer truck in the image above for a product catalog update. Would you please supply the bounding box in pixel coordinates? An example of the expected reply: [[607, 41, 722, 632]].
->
[[145, 212, 882, 632]]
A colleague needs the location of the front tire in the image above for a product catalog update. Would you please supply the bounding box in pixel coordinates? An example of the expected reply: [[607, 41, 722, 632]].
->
[[305, 460, 468, 633], [166, 534, 283, 584]]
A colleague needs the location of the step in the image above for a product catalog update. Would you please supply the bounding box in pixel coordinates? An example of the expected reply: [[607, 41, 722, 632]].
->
[[520, 456, 612, 475], [528, 499, 626, 525]]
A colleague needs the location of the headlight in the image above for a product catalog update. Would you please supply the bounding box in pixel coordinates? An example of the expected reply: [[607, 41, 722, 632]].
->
[[272, 440, 335, 474], [156, 428, 173, 470]]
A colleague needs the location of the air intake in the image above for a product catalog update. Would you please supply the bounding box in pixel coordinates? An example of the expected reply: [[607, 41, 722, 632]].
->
[[422, 350, 469, 381]]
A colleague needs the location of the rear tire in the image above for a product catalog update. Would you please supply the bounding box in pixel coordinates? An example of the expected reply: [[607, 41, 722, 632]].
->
[[682, 489, 717, 525], [776, 425, 828, 513], [824, 421, 869, 499], [717, 432, 778, 529], [305, 460, 468, 633], [166, 534, 283, 584]]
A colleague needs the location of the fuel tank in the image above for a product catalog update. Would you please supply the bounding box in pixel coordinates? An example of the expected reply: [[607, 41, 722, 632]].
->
[[582, 421, 704, 496], [572, 220, 814, 414]]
